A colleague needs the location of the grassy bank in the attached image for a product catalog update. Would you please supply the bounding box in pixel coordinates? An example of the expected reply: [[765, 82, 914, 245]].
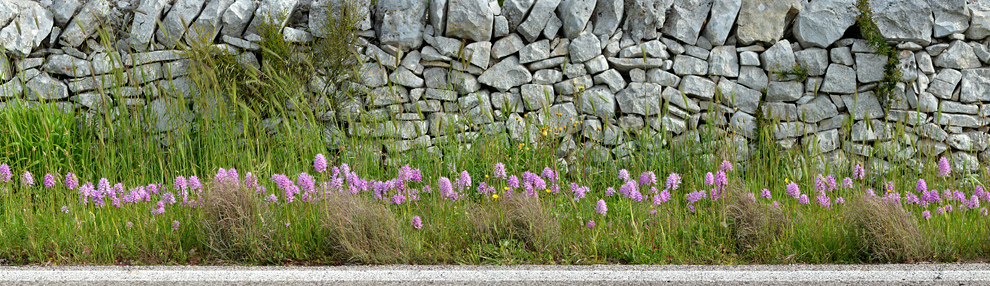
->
[[0, 10, 988, 266]]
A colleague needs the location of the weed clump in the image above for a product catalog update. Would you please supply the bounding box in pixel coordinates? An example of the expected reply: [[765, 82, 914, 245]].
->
[[845, 196, 929, 262], [503, 195, 560, 253], [201, 179, 273, 261], [321, 192, 407, 264], [726, 186, 790, 257]]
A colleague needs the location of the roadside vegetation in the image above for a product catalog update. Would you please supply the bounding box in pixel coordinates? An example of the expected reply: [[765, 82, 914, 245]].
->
[[0, 2, 987, 266]]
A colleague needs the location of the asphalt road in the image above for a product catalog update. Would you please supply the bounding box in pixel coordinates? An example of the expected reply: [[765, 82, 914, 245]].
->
[[1, 264, 989, 285]]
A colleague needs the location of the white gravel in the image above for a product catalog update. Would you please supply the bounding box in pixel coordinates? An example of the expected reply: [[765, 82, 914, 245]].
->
[[0, 264, 988, 285]]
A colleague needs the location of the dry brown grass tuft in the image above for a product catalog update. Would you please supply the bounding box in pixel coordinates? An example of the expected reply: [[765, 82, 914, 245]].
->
[[725, 186, 790, 256], [320, 192, 407, 264], [201, 180, 273, 261], [466, 203, 509, 244], [845, 196, 930, 262], [501, 195, 560, 253]]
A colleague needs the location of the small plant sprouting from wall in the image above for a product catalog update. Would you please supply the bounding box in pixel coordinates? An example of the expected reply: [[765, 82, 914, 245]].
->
[[856, 0, 902, 104]]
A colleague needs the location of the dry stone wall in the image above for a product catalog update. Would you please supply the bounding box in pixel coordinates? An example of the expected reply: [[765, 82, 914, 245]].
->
[[3, 0, 990, 171]]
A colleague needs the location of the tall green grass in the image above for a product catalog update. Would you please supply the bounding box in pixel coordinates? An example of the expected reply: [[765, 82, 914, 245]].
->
[[0, 3, 988, 265]]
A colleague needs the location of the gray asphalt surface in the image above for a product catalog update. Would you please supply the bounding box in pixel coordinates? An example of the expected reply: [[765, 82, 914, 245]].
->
[[1, 264, 988, 285]]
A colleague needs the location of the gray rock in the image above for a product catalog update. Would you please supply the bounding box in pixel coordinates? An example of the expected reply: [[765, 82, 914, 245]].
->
[[795, 48, 828, 76], [51, 0, 83, 27], [940, 101, 979, 115], [464, 41, 493, 68], [660, 86, 699, 112], [554, 75, 593, 95], [492, 91, 525, 112], [519, 40, 551, 64], [521, 84, 555, 110], [282, 27, 313, 43], [542, 12, 562, 38], [960, 68, 990, 103], [0, 55, 9, 82], [760, 102, 798, 121], [683, 45, 710, 60], [917, 92, 939, 112], [774, 122, 816, 140], [450, 70, 481, 94], [221, 0, 255, 37], [798, 95, 838, 123], [148, 98, 194, 132], [478, 56, 533, 91], [766, 81, 803, 102], [492, 34, 525, 59], [591, 0, 623, 37], [533, 69, 563, 84], [735, 0, 803, 45], [446, 0, 494, 42], [157, 0, 207, 48], [375, 0, 428, 51], [518, 0, 562, 42], [709, 46, 739, 77], [931, 0, 970, 38], [973, 42, 990, 63], [425, 88, 458, 101], [868, 0, 933, 45], [737, 66, 768, 91], [821, 64, 857, 94], [527, 57, 567, 69], [934, 40, 981, 69], [43, 54, 92, 77], [569, 31, 602, 63], [672, 55, 708, 75], [558, 0, 596, 38], [593, 69, 626, 92], [917, 122, 948, 141], [793, 0, 858, 48], [246, 0, 299, 35], [187, 0, 235, 44], [842, 92, 884, 120], [886, 110, 927, 126], [951, 151, 979, 172], [928, 68, 962, 99], [935, 113, 983, 128], [390, 67, 425, 88], [967, 4, 990, 40], [493, 16, 509, 37], [855, 53, 888, 83], [25, 72, 68, 101], [360, 63, 388, 88], [702, 0, 742, 45], [585, 55, 609, 74], [648, 68, 681, 87], [578, 85, 617, 119], [739, 51, 760, 66], [729, 111, 757, 138], [761, 39, 797, 74], [368, 86, 410, 107], [623, 0, 674, 42], [0, 1, 53, 57], [430, 0, 448, 34], [717, 79, 761, 114], [616, 82, 662, 115], [503, 0, 535, 30], [679, 75, 716, 99], [563, 62, 587, 78], [607, 57, 664, 71], [830, 46, 854, 65], [128, 0, 168, 50], [661, 0, 713, 45], [618, 40, 668, 58]]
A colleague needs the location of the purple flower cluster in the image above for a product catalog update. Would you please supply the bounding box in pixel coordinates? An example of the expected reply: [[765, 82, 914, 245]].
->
[[937, 157, 952, 177]]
